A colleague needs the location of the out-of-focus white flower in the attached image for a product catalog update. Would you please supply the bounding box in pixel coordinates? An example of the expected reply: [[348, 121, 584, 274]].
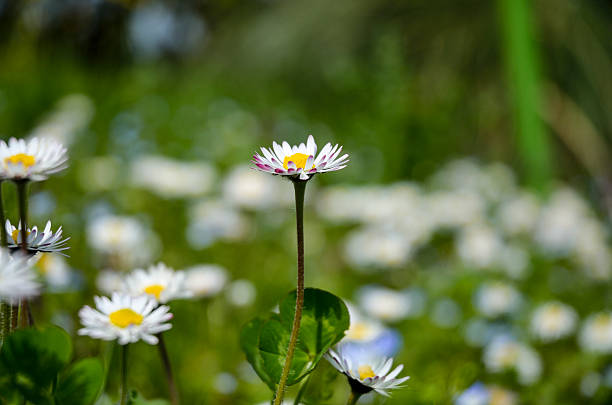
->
[[344, 226, 413, 269], [78, 292, 172, 345], [87, 215, 156, 267], [579, 312, 612, 354], [474, 282, 521, 318], [580, 372, 601, 397], [226, 279, 256, 307], [6, 219, 69, 254], [184, 264, 228, 298], [253, 135, 348, 181], [483, 336, 542, 385], [497, 193, 540, 236], [187, 200, 249, 249], [357, 285, 425, 322], [222, 165, 290, 210], [96, 270, 124, 295], [498, 244, 530, 279], [427, 190, 485, 229], [325, 344, 409, 397], [130, 155, 215, 198], [454, 382, 489, 405], [0, 137, 68, 181], [431, 297, 462, 328], [213, 372, 238, 395], [488, 386, 518, 405], [530, 301, 578, 342], [0, 249, 40, 304], [35, 253, 73, 291], [343, 304, 403, 357], [124, 263, 192, 304], [573, 219, 612, 280], [457, 224, 504, 269]]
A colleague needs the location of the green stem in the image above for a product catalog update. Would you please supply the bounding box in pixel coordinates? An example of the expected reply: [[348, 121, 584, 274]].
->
[[157, 333, 180, 405], [120, 344, 129, 405], [273, 180, 307, 405], [293, 373, 312, 405], [0, 181, 6, 247], [346, 391, 362, 405], [16, 180, 28, 253]]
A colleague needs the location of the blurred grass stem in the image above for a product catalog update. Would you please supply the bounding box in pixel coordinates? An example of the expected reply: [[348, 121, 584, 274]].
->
[[120, 344, 129, 405], [16, 180, 33, 327], [273, 180, 306, 405], [346, 391, 362, 405], [0, 181, 6, 246], [157, 333, 180, 405]]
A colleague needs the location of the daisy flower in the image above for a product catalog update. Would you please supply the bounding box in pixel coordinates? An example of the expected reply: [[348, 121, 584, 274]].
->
[[5, 219, 70, 254], [0, 249, 41, 304], [78, 292, 172, 345], [252, 135, 348, 181], [325, 344, 409, 397], [124, 263, 192, 304], [530, 301, 578, 342], [0, 137, 68, 181]]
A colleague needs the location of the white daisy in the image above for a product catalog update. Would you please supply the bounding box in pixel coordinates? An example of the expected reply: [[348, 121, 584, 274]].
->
[[0, 249, 41, 304], [579, 312, 612, 354], [474, 282, 522, 318], [252, 135, 348, 181], [0, 137, 68, 181], [5, 219, 70, 254], [483, 335, 542, 385], [530, 301, 578, 342], [78, 292, 172, 345], [183, 264, 228, 298], [124, 263, 192, 304], [325, 344, 409, 397], [96, 269, 125, 295]]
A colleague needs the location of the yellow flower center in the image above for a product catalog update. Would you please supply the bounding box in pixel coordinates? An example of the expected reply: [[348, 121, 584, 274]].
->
[[37, 253, 50, 274], [12, 229, 30, 242], [283, 153, 313, 170], [144, 284, 165, 300], [358, 365, 376, 380], [346, 322, 369, 340], [4, 153, 36, 168], [109, 308, 143, 328]]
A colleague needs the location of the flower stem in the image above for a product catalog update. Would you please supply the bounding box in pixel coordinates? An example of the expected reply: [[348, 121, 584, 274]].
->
[[16, 180, 28, 253], [346, 391, 362, 405], [0, 181, 7, 247], [120, 344, 129, 405], [273, 180, 307, 405], [157, 333, 179, 405]]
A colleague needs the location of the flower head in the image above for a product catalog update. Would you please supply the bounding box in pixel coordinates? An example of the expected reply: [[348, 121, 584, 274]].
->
[[325, 344, 409, 397], [0, 137, 68, 181], [252, 135, 348, 181], [124, 263, 192, 304], [6, 219, 70, 254], [0, 249, 41, 304], [530, 301, 578, 342], [78, 292, 172, 345]]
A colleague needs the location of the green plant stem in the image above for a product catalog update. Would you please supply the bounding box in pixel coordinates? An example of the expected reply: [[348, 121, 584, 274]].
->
[[0, 181, 6, 247], [346, 391, 362, 405], [157, 333, 179, 405], [120, 344, 129, 405], [293, 373, 312, 405], [273, 180, 307, 405], [16, 180, 28, 252]]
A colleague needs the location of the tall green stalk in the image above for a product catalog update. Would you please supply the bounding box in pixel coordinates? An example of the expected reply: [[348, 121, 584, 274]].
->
[[0, 181, 7, 247], [15, 180, 33, 327], [120, 344, 129, 405], [498, 0, 552, 190], [273, 180, 307, 405], [157, 333, 179, 405]]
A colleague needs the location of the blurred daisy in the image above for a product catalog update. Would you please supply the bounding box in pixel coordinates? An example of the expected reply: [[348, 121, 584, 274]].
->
[[455, 382, 489, 405], [35, 252, 74, 291], [252, 135, 348, 180], [488, 386, 518, 405], [325, 344, 409, 397], [222, 164, 288, 210], [483, 336, 542, 385], [184, 264, 228, 298], [6, 219, 69, 254], [0, 137, 68, 181], [579, 312, 612, 354], [78, 292, 172, 345], [96, 270, 124, 295], [530, 301, 578, 342], [344, 226, 413, 269], [0, 249, 41, 304], [124, 263, 192, 304], [474, 282, 521, 318], [357, 285, 425, 322], [186, 200, 248, 249], [343, 305, 402, 357]]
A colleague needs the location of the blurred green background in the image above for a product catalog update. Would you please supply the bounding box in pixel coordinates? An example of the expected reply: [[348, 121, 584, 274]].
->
[[1, 0, 612, 404]]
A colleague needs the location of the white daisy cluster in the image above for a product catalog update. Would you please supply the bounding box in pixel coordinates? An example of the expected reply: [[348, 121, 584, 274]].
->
[[483, 335, 542, 385], [316, 159, 612, 280], [0, 249, 41, 304], [78, 292, 172, 345]]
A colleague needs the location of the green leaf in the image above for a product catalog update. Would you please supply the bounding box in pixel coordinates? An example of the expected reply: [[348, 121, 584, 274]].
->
[[300, 360, 340, 404], [0, 325, 72, 388], [241, 288, 349, 390], [127, 390, 171, 405], [56, 358, 104, 405]]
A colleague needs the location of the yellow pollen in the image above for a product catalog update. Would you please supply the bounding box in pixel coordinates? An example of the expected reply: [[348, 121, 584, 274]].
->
[[358, 365, 376, 380], [144, 284, 165, 300], [109, 308, 143, 328], [37, 253, 50, 274], [12, 229, 30, 242], [346, 322, 369, 340], [283, 153, 313, 170], [4, 153, 36, 168]]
